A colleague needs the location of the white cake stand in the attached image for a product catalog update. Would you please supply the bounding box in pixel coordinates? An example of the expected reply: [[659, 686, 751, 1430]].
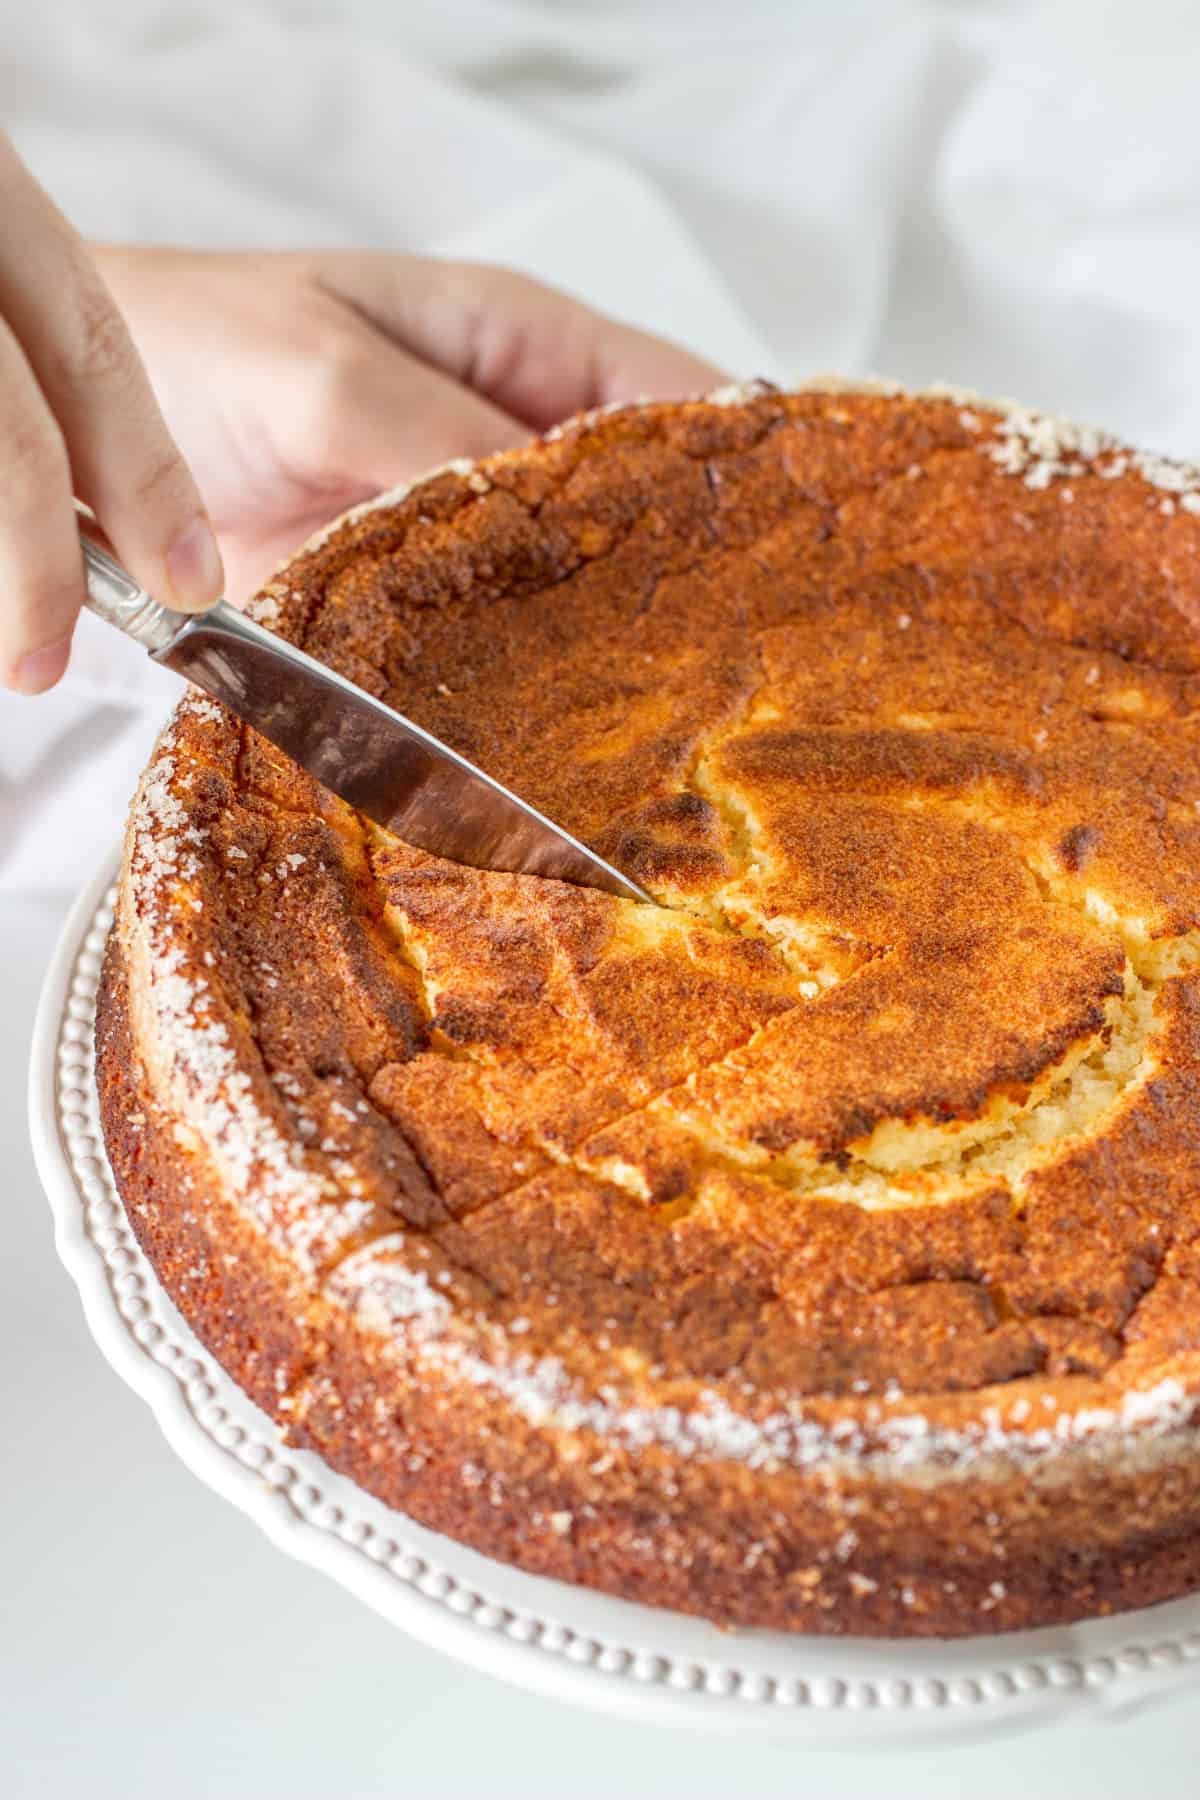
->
[[29, 849, 1200, 1746]]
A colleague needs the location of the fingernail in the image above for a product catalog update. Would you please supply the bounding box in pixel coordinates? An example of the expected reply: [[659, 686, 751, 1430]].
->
[[166, 518, 224, 611], [11, 632, 72, 694]]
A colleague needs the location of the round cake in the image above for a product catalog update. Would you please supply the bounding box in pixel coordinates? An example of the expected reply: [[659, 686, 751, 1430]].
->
[[97, 380, 1200, 1637]]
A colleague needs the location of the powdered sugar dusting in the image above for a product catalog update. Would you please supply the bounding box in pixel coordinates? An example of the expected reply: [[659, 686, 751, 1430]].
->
[[179, 694, 226, 727], [467, 1356, 1196, 1483], [916, 382, 1200, 501], [331, 1247, 451, 1336], [245, 584, 283, 628], [986, 405, 1113, 490], [327, 1238, 1199, 1483], [704, 378, 778, 407], [124, 724, 365, 1275], [465, 1358, 1193, 1483]]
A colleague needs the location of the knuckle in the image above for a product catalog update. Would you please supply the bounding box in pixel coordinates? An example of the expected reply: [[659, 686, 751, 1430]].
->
[[59, 274, 137, 390], [473, 316, 530, 395], [126, 442, 189, 512], [295, 287, 359, 359], [473, 262, 558, 321]]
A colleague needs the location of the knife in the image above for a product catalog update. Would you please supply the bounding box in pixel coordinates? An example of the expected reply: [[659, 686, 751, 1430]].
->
[[78, 521, 652, 905]]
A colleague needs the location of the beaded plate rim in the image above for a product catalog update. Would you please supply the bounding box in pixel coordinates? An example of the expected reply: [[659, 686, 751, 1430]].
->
[[28, 849, 1200, 1745]]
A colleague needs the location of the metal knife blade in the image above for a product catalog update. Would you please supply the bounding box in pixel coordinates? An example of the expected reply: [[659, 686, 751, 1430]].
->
[[79, 527, 652, 905]]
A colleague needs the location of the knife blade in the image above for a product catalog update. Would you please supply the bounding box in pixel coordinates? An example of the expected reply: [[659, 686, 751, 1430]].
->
[[79, 524, 652, 905]]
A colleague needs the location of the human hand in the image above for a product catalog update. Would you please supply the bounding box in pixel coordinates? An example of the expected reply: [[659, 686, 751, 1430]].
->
[[0, 136, 223, 694], [91, 247, 725, 608]]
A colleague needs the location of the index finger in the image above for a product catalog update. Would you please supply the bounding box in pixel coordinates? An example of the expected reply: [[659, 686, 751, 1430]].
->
[[0, 137, 223, 615]]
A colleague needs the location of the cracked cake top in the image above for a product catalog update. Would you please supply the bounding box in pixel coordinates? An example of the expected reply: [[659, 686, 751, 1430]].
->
[[117, 382, 1200, 1475]]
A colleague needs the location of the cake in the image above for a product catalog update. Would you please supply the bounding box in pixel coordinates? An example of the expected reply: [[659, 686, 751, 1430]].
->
[[96, 381, 1200, 1637]]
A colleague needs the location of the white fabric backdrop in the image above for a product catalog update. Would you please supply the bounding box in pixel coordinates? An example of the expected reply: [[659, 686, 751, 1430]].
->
[[3, 0, 1200, 894]]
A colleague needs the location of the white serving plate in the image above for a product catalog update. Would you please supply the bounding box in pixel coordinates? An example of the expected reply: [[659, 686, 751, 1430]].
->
[[29, 848, 1200, 1745]]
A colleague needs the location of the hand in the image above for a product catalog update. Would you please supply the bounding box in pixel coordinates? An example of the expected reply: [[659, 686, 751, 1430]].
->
[[0, 136, 223, 694], [91, 247, 725, 609]]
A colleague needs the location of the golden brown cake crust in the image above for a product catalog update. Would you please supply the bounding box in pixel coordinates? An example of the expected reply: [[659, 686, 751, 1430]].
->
[[97, 383, 1200, 1635]]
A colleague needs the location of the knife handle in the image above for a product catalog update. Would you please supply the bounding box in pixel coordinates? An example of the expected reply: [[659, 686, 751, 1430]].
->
[[77, 511, 190, 655]]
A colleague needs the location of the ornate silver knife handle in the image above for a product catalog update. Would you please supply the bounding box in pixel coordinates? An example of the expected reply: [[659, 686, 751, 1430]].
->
[[79, 525, 186, 655]]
